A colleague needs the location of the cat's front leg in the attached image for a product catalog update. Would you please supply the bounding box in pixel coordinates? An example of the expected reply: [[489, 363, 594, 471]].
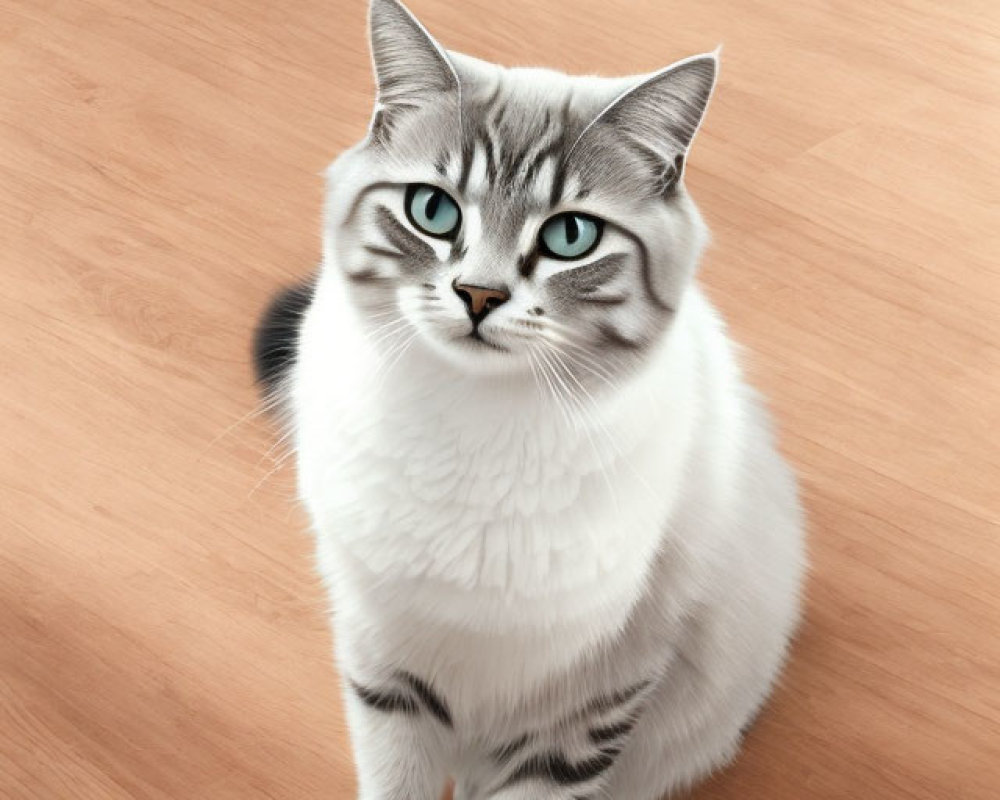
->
[[343, 673, 451, 800], [480, 739, 621, 800], [478, 691, 647, 800], [485, 782, 607, 800]]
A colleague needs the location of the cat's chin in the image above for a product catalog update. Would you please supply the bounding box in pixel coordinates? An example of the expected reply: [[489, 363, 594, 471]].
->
[[420, 331, 530, 378]]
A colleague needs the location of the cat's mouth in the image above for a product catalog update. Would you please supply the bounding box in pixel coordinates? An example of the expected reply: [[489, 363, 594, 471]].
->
[[464, 329, 508, 353]]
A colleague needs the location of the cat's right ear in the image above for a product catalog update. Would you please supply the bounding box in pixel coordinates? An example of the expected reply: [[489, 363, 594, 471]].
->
[[571, 52, 718, 195], [367, 0, 459, 140]]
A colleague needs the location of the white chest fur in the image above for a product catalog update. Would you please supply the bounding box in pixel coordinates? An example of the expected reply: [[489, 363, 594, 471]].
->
[[292, 274, 703, 642]]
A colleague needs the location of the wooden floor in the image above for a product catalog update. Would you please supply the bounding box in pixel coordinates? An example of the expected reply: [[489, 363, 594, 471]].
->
[[2, 0, 998, 797]]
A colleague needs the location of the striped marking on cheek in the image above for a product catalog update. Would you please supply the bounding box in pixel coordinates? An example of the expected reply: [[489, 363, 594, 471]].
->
[[372, 203, 452, 273], [545, 253, 629, 295]]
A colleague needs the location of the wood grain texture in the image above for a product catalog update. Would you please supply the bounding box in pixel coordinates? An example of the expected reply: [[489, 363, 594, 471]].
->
[[1, 0, 998, 797]]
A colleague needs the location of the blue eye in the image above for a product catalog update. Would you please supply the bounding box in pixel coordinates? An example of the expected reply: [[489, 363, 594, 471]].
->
[[539, 213, 603, 260], [405, 184, 461, 239]]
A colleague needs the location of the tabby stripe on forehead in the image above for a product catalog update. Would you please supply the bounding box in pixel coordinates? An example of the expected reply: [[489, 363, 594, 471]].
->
[[482, 76, 503, 112], [434, 150, 450, 177], [548, 97, 574, 205], [488, 93, 508, 136], [350, 681, 419, 716], [514, 104, 572, 190], [497, 105, 557, 190], [396, 671, 453, 728], [498, 131, 531, 189], [480, 78, 506, 171], [515, 109, 556, 187], [518, 98, 573, 198], [475, 123, 499, 186], [457, 139, 475, 193]]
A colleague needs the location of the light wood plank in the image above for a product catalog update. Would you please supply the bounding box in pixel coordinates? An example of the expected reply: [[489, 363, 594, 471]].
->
[[1, 0, 997, 797]]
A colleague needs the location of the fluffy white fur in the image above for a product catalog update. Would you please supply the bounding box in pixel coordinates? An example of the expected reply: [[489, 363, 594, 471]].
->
[[281, 2, 806, 798]]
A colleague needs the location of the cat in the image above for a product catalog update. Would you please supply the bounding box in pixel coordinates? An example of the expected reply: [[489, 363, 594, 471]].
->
[[253, 0, 806, 797]]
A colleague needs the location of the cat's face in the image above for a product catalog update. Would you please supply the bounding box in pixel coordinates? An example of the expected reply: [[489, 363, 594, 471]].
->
[[324, 0, 716, 385]]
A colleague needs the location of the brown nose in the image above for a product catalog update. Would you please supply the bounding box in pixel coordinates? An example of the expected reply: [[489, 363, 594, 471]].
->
[[452, 280, 510, 323]]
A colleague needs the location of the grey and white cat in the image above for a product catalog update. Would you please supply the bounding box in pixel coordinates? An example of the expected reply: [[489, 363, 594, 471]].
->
[[254, 0, 806, 797]]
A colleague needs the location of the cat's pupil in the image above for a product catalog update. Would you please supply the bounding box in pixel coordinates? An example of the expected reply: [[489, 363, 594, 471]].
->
[[425, 190, 442, 220], [565, 215, 579, 245]]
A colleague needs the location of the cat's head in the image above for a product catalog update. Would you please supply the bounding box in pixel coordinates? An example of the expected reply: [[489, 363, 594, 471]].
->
[[324, 0, 717, 384]]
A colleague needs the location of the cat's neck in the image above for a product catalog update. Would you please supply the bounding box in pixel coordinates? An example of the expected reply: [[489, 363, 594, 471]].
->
[[295, 272, 705, 505], [368, 329, 685, 469]]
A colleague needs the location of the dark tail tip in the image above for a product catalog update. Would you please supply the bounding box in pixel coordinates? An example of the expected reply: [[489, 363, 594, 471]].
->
[[252, 278, 315, 399]]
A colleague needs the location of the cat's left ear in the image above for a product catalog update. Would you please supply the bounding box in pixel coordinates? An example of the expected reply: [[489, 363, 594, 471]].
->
[[367, 0, 459, 139], [582, 51, 719, 193]]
